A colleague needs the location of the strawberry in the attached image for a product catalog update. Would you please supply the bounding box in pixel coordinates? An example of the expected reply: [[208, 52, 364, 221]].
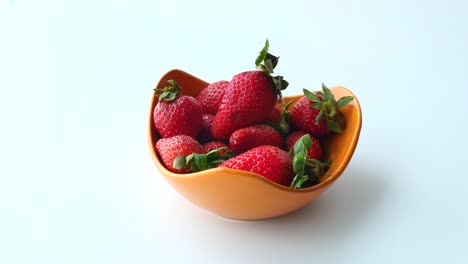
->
[[153, 80, 203, 138], [266, 99, 294, 136], [212, 40, 288, 141], [173, 145, 233, 172], [156, 135, 204, 173], [220, 135, 331, 188], [285, 131, 322, 160], [202, 141, 229, 154], [196, 80, 229, 114], [289, 134, 332, 189], [229, 124, 283, 155], [197, 114, 215, 143], [290, 83, 354, 136], [219, 146, 295, 186], [267, 107, 281, 123]]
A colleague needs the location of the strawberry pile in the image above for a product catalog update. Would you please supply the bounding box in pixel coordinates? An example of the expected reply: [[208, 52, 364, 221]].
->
[[152, 40, 354, 189]]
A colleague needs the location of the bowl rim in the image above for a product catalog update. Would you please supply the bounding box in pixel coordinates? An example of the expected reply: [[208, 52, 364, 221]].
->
[[148, 69, 362, 194]]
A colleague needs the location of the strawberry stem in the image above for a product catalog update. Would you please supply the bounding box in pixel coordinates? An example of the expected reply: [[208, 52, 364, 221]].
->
[[154, 79, 182, 102], [254, 39, 289, 102], [303, 83, 354, 133], [266, 100, 294, 136], [173, 147, 233, 172], [290, 134, 331, 189]]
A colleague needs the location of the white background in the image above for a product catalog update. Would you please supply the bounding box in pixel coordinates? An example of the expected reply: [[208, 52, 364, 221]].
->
[[1, 0, 467, 263]]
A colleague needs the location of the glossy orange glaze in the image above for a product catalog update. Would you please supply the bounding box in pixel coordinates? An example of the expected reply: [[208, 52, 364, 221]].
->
[[148, 69, 362, 220]]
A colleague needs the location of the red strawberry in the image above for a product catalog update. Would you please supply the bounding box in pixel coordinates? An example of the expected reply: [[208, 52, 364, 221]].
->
[[289, 134, 331, 189], [202, 141, 229, 154], [229, 124, 283, 155], [153, 80, 203, 138], [290, 84, 354, 136], [219, 146, 294, 186], [266, 99, 294, 136], [196, 80, 229, 114], [285, 131, 322, 160], [212, 40, 288, 141], [174, 142, 233, 172], [156, 135, 204, 173], [267, 107, 281, 123], [197, 114, 215, 143]]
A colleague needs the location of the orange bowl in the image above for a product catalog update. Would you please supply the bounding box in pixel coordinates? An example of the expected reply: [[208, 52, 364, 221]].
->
[[148, 69, 362, 220]]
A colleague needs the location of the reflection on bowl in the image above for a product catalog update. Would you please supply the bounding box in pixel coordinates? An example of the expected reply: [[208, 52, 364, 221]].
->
[[148, 69, 362, 220]]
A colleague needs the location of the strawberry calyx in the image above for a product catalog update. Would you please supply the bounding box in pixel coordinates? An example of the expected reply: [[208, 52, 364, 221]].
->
[[255, 39, 289, 101], [267, 100, 294, 136], [154, 79, 182, 102], [289, 134, 331, 189], [173, 147, 233, 172], [303, 83, 354, 133]]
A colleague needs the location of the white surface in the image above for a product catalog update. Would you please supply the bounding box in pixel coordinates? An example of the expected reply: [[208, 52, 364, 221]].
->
[[1, 0, 468, 263]]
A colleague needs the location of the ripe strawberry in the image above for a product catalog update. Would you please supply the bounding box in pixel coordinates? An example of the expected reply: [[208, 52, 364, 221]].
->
[[212, 40, 288, 141], [219, 146, 295, 186], [174, 143, 233, 172], [196, 80, 229, 114], [267, 107, 281, 123], [266, 99, 294, 136], [197, 114, 215, 143], [285, 131, 322, 160], [153, 80, 203, 138], [290, 83, 354, 136], [156, 135, 204, 173], [289, 134, 332, 189], [202, 141, 229, 155], [229, 124, 283, 155]]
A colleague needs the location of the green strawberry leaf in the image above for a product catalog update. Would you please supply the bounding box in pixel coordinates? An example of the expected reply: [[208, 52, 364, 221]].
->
[[265, 53, 279, 69], [193, 154, 208, 171], [154, 79, 182, 102], [173, 156, 188, 170], [315, 109, 324, 124], [293, 153, 306, 173], [304, 83, 351, 133], [290, 134, 312, 157], [267, 99, 295, 136], [205, 152, 215, 160], [290, 134, 332, 189], [255, 39, 270, 67], [311, 103, 322, 110], [280, 78, 289, 90], [321, 83, 334, 101], [293, 174, 310, 189], [291, 170, 307, 189], [336, 96, 354, 108], [326, 119, 342, 133], [272, 76, 288, 90], [253, 39, 289, 102], [264, 59, 274, 73], [330, 112, 346, 133], [306, 159, 332, 177], [159, 91, 170, 100], [174, 147, 233, 173], [167, 79, 178, 88], [302, 136, 312, 154], [303, 89, 322, 103], [284, 99, 295, 111], [165, 92, 177, 101]]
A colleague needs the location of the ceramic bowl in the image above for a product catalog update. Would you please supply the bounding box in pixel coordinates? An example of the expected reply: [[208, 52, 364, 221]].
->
[[148, 69, 362, 220]]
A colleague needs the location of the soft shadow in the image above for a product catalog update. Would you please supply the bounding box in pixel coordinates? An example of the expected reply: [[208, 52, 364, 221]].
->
[[234, 162, 389, 241], [163, 161, 390, 261], [169, 161, 389, 248]]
